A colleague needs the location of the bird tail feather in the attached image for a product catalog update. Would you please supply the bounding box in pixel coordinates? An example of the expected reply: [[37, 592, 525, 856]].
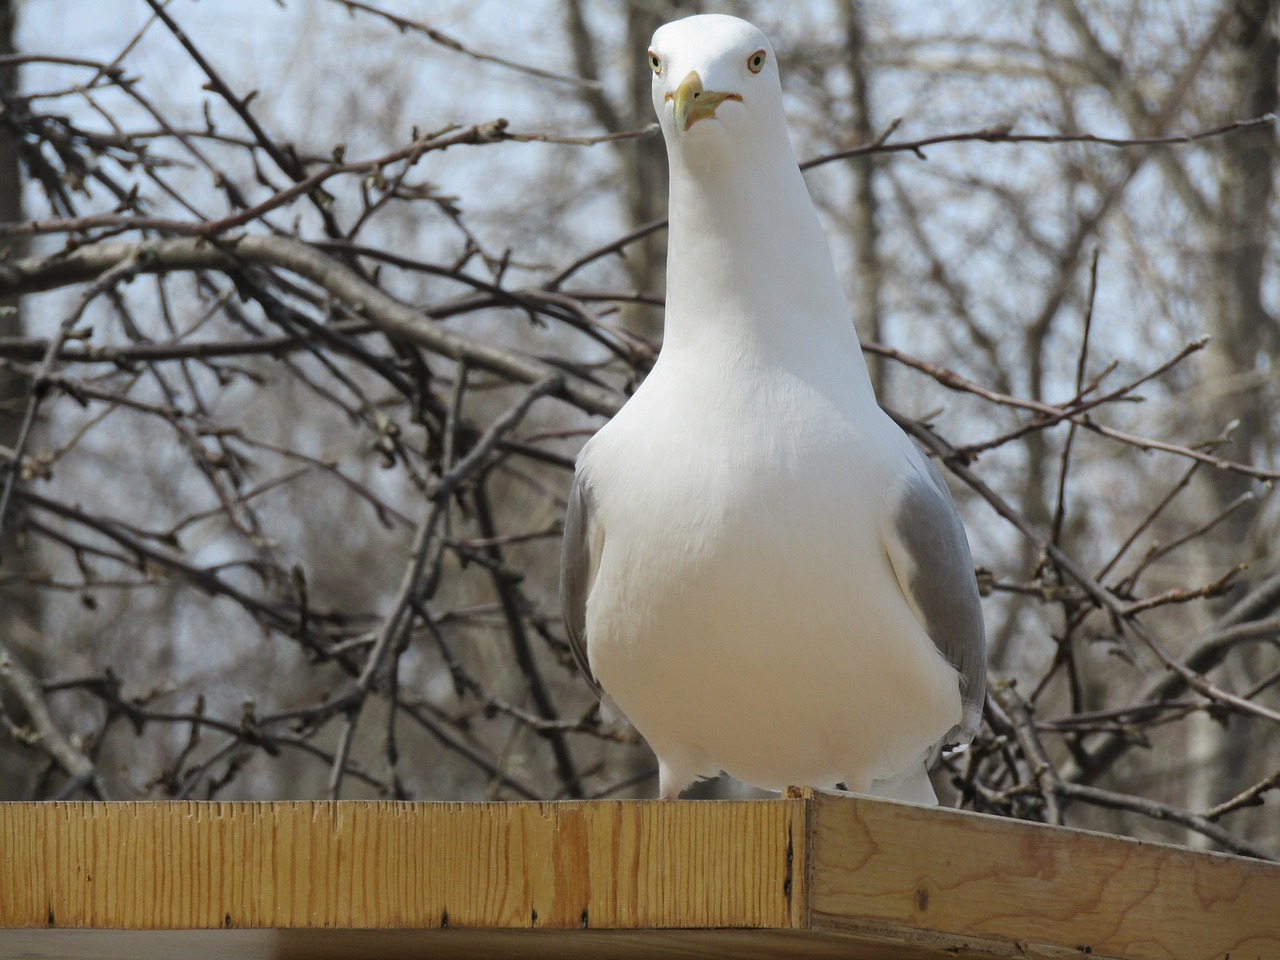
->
[[867, 763, 938, 805]]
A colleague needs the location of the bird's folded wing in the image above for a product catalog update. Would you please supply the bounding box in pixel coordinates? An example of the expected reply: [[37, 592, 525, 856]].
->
[[882, 457, 987, 744], [560, 472, 603, 697]]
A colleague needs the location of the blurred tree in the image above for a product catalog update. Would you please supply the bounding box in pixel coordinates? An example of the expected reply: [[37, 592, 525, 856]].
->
[[1203, 0, 1278, 549], [839, 0, 885, 393], [1195, 0, 1278, 832], [562, 0, 685, 338], [0, 0, 1275, 858], [0, 0, 42, 800]]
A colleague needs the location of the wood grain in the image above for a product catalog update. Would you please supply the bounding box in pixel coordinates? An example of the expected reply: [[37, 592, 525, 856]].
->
[[2, 795, 1278, 959], [0, 800, 801, 931], [807, 790, 1280, 960]]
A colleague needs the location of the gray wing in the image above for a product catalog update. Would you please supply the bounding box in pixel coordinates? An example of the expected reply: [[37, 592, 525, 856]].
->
[[560, 471, 603, 698], [882, 456, 987, 745]]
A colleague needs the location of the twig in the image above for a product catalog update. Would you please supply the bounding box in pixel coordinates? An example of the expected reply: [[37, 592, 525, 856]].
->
[[1202, 769, 1280, 822], [0, 237, 623, 417], [1114, 492, 1256, 596], [504, 124, 658, 146], [325, 0, 602, 89], [991, 679, 1275, 859], [0, 120, 514, 241], [897, 413, 1280, 727], [1096, 459, 1202, 582], [0, 635, 105, 797], [1049, 248, 1099, 547], [325, 375, 563, 797], [472, 480, 585, 799], [1118, 564, 1247, 616], [1056, 779, 1276, 860], [990, 682, 1065, 825], [798, 114, 1279, 168], [0, 252, 144, 555]]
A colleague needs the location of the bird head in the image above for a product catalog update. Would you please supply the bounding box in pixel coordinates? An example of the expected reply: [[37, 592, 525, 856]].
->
[[649, 15, 783, 161]]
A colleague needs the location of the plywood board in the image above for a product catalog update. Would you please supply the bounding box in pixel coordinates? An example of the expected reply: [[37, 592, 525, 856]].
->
[[0, 799, 802, 931], [1, 794, 1276, 959], [807, 791, 1280, 960]]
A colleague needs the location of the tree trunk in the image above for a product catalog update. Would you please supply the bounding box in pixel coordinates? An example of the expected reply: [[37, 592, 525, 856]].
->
[[0, 0, 39, 799], [1189, 0, 1279, 840], [1203, 0, 1278, 550], [840, 0, 885, 396], [562, 0, 683, 340]]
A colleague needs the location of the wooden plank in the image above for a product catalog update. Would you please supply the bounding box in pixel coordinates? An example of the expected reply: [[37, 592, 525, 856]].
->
[[0, 800, 801, 932], [2, 796, 1278, 959], [807, 790, 1280, 960]]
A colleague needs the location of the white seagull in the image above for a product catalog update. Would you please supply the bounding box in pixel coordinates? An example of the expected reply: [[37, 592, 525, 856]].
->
[[560, 14, 986, 804]]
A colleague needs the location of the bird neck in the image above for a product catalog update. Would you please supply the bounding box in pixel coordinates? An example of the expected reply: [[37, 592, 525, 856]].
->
[[661, 136, 864, 376]]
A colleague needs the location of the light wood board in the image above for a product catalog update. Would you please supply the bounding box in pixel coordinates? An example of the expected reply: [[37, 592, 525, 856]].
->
[[1, 794, 1275, 959]]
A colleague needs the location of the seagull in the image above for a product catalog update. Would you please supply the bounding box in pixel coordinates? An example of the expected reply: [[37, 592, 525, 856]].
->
[[560, 13, 985, 804]]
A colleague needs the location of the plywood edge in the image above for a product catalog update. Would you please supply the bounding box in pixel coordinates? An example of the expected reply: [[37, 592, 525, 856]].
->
[[807, 790, 1280, 960], [0, 926, 1027, 960], [0, 799, 804, 933]]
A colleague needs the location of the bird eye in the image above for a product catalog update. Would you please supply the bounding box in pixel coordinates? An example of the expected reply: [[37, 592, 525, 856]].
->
[[747, 49, 766, 74], [649, 50, 662, 75]]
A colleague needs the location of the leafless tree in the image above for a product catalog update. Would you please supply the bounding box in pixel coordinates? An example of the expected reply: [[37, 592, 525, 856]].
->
[[0, 0, 1276, 860]]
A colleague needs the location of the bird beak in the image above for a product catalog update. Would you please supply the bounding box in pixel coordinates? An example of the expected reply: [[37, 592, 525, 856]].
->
[[666, 71, 742, 131]]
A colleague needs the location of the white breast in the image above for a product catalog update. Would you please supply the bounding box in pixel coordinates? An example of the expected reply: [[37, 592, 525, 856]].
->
[[579, 355, 962, 791]]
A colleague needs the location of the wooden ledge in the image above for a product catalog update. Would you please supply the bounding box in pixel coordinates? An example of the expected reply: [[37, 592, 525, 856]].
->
[[1, 792, 1276, 959]]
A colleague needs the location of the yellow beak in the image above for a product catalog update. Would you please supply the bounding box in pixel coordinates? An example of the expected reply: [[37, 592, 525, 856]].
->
[[666, 71, 742, 131]]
